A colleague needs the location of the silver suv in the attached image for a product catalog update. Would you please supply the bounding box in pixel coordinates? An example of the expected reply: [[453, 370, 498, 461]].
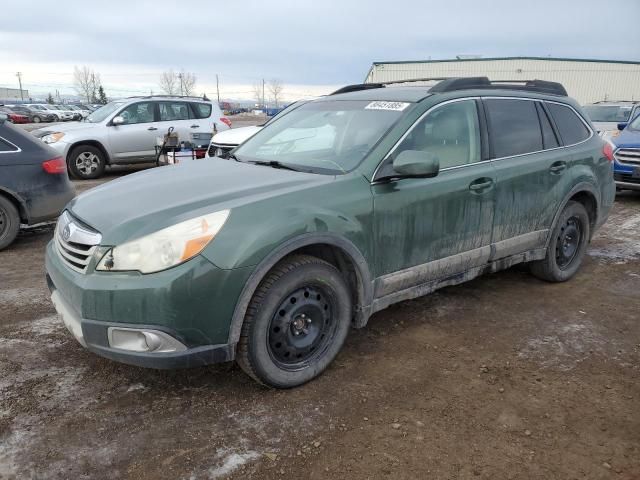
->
[[583, 101, 640, 139], [31, 95, 229, 179]]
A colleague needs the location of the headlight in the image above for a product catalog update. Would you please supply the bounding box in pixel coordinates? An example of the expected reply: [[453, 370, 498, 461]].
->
[[42, 132, 65, 144], [96, 210, 230, 273]]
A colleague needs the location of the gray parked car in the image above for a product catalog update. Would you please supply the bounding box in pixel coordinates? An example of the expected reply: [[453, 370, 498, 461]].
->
[[583, 101, 640, 139], [31, 95, 230, 179]]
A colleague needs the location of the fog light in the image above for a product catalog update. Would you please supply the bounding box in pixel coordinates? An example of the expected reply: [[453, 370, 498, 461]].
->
[[107, 327, 187, 353]]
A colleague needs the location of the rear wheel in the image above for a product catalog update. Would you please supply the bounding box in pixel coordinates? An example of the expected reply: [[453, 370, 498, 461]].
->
[[237, 255, 352, 388], [68, 145, 106, 180], [530, 201, 590, 282], [0, 196, 20, 251]]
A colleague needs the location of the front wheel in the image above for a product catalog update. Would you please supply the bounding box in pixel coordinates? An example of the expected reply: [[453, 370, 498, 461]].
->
[[530, 201, 590, 282], [32, 115, 42, 123], [68, 145, 106, 180], [237, 255, 352, 388]]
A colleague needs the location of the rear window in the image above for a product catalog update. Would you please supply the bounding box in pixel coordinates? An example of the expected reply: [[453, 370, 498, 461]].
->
[[547, 103, 591, 146], [191, 102, 212, 119], [583, 105, 633, 123], [485, 99, 543, 158], [0, 136, 19, 152]]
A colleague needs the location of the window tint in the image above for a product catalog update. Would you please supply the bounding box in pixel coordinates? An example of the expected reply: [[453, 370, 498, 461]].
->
[[191, 102, 212, 119], [485, 99, 542, 158], [159, 102, 192, 121], [546, 103, 590, 145], [394, 99, 481, 169], [0, 137, 18, 152], [118, 102, 155, 124], [536, 103, 559, 149]]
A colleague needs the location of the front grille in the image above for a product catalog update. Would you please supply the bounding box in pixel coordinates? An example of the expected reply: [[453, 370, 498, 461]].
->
[[614, 172, 640, 185], [614, 148, 640, 166], [208, 143, 234, 159], [54, 211, 102, 274]]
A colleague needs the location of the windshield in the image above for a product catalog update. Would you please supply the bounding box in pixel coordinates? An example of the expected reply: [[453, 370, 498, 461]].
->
[[583, 105, 633, 123], [86, 101, 126, 123], [262, 101, 306, 126], [234, 100, 407, 174], [628, 113, 640, 130]]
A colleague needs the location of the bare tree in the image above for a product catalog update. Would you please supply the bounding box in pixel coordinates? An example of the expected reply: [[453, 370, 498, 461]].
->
[[73, 66, 100, 103], [252, 81, 263, 107], [159, 70, 178, 95], [268, 79, 284, 108], [179, 71, 197, 96]]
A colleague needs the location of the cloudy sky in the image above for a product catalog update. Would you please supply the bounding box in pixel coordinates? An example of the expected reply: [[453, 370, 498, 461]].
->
[[1, 0, 639, 101]]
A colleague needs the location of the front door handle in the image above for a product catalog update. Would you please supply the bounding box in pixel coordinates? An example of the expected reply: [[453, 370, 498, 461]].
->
[[549, 161, 567, 174], [147, 126, 158, 131], [469, 178, 494, 193], [190, 124, 200, 129]]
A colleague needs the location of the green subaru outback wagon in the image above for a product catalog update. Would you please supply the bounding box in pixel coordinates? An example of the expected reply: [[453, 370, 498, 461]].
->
[[46, 77, 615, 388]]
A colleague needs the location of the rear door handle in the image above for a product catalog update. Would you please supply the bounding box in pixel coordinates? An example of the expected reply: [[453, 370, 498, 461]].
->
[[549, 161, 567, 174], [190, 124, 200, 129], [469, 178, 494, 193], [147, 127, 158, 131]]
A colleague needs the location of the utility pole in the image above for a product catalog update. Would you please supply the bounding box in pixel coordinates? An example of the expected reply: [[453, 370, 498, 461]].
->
[[178, 72, 184, 96], [216, 74, 220, 103], [262, 78, 265, 111], [16, 72, 24, 101]]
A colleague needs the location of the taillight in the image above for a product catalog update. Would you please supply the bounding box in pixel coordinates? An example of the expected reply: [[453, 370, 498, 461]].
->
[[220, 117, 232, 128], [603, 141, 615, 163], [42, 156, 67, 174]]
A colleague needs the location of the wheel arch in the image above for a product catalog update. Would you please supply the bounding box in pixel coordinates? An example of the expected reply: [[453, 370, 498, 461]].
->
[[546, 182, 600, 247], [67, 140, 110, 165], [227, 233, 374, 346], [0, 187, 29, 224]]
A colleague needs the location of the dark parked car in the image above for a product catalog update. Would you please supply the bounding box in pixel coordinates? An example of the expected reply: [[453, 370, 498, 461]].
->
[[0, 114, 75, 250], [8, 105, 57, 123]]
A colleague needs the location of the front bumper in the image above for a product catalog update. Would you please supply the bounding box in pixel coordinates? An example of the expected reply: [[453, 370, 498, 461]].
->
[[613, 163, 640, 191], [45, 241, 253, 368]]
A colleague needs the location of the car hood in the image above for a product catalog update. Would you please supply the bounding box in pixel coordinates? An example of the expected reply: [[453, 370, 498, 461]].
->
[[211, 125, 262, 146], [612, 129, 640, 149], [31, 121, 101, 137], [67, 158, 332, 245]]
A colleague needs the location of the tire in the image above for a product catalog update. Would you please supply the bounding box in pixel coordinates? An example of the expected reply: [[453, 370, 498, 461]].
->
[[68, 145, 106, 180], [0, 196, 20, 251], [32, 115, 42, 123], [237, 254, 352, 388], [52, 115, 59, 122], [530, 201, 590, 282]]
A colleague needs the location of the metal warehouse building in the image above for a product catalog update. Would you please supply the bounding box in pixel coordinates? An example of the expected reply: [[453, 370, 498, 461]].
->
[[365, 57, 640, 104], [0, 87, 29, 102]]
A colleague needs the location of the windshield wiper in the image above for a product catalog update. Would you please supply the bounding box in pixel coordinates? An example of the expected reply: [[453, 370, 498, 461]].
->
[[248, 160, 302, 172]]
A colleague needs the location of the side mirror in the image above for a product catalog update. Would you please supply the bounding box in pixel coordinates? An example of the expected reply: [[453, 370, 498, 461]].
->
[[617, 122, 627, 131], [392, 150, 440, 178], [111, 116, 125, 126]]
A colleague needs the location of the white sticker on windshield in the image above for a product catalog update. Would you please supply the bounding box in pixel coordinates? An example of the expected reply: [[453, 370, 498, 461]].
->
[[365, 101, 410, 111]]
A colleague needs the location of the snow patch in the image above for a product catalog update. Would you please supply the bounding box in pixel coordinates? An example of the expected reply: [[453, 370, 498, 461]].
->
[[208, 451, 260, 479]]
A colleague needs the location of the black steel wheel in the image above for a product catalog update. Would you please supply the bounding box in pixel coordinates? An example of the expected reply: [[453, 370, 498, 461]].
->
[[530, 200, 590, 282], [267, 285, 338, 370], [237, 254, 352, 388]]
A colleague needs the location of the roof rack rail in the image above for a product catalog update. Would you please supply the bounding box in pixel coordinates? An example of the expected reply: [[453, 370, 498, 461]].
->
[[381, 77, 450, 85], [429, 77, 568, 96], [127, 94, 211, 101], [330, 83, 384, 95]]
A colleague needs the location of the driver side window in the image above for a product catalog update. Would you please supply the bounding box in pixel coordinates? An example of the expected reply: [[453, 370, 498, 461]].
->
[[118, 102, 156, 125], [394, 100, 481, 170]]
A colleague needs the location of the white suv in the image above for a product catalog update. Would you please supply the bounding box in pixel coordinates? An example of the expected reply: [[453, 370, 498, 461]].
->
[[31, 96, 230, 179]]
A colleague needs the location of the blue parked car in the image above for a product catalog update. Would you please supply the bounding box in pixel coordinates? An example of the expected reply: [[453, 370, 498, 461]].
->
[[611, 113, 640, 192]]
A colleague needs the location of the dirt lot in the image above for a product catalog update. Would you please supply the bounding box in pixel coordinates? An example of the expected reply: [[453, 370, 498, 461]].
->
[[1, 171, 639, 479]]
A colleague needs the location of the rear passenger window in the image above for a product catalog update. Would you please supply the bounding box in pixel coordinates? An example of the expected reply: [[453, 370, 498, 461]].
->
[[159, 102, 192, 121], [536, 103, 559, 149], [0, 137, 18, 152], [191, 103, 212, 119], [485, 99, 542, 158], [546, 103, 591, 145]]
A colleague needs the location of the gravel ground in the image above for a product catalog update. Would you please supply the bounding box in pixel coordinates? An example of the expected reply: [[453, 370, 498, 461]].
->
[[0, 168, 639, 479]]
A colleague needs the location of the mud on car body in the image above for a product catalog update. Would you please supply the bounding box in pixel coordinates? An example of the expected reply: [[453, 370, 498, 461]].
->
[[45, 77, 615, 388]]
